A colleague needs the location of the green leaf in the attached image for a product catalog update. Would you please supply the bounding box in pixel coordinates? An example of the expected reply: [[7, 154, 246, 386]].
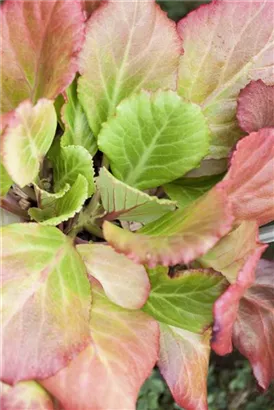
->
[[164, 174, 224, 209], [29, 174, 88, 225], [98, 91, 210, 190], [62, 80, 97, 156], [0, 162, 12, 197], [143, 267, 227, 333], [49, 145, 95, 196], [97, 167, 176, 224], [2, 99, 57, 187], [1, 223, 91, 383]]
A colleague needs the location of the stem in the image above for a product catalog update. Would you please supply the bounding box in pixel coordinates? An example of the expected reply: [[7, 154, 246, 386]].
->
[[102, 154, 109, 170], [0, 197, 29, 219], [84, 222, 104, 239]]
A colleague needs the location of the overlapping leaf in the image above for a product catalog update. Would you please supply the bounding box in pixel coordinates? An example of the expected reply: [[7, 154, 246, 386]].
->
[[29, 174, 88, 225], [0, 381, 54, 410], [97, 167, 176, 224], [49, 145, 95, 196], [99, 90, 210, 190], [233, 260, 274, 390], [225, 128, 274, 226], [177, 0, 274, 159], [1, 99, 57, 187], [62, 80, 97, 156], [1, 0, 85, 112], [78, 0, 181, 135], [158, 325, 211, 410], [1, 223, 91, 383], [42, 282, 159, 410], [77, 243, 150, 309], [237, 80, 274, 133], [205, 222, 267, 355], [164, 174, 223, 209], [103, 184, 233, 267], [143, 267, 227, 332]]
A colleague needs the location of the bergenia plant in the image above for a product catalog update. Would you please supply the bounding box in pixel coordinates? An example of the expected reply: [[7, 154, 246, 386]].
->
[[1, 0, 274, 409]]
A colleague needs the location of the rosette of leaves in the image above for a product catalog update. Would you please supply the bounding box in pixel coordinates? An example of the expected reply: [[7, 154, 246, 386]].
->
[[0, 1, 274, 409]]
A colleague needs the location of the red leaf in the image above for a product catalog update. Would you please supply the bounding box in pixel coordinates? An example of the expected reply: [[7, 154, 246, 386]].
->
[[210, 223, 267, 355], [42, 282, 159, 410], [1, 0, 85, 113], [226, 128, 274, 226], [237, 80, 274, 133], [233, 259, 274, 390], [158, 325, 211, 410]]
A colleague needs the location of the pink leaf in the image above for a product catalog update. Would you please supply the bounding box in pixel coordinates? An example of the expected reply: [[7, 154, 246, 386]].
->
[[103, 184, 234, 268], [1, 0, 85, 113], [237, 80, 274, 133], [225, 128, 274, 226], [209, 222, 267, 355], [177, 0, 274, 159], [78, 0, 181, 135], [42, 281, 159, 410], [77, 243, 150, 309], [0, 381, 54, 410], [158, 325, 211, 410], [233, 259, 274, 390], [1, 224, 91, 384]]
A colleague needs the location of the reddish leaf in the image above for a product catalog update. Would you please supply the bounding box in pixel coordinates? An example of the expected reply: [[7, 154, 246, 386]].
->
[[42, 282, 159, 410], [237, 80, 274, 133], [0, 381, 54, 410], [177, 0, 274, 159], [233, 259, 274, 390], [78, 0, 181, 135], [1, 0, 85, 113], [209, 223, 267, 355], [103, 184, 233, 268], [158, 325, 211, 410], [226, 128, 274, 226], [1, 224, 91, 384]]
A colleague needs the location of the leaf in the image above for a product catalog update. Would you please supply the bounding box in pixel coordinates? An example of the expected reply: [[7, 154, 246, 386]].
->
[[0, 162, 12, 197], [0, 381, 54, 410], [78, 0, 181, 135], [233, 260, 274, 390], [158, 324, 211, 410], [177, 0, 274, 159], [103, 184, 234, 267], [49, 145, 95, 196], [199, 221, 266, 283], [237, 80, 274, 133], [77, 243, 150, 309], [28, 174, 88, 225], [1, 0, 85, 113], [97, 167, 176, 224], [1, 99, 57, 187], [98, 90, 210, 190], [61, 80, 97, 157], [1, 223, 91, 383], [209, 223, 267, 356], [226, 128, 274, 226], [164, 174, 223, 209], [143, 267, 227, 333], [42, 281, 159, 410]]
